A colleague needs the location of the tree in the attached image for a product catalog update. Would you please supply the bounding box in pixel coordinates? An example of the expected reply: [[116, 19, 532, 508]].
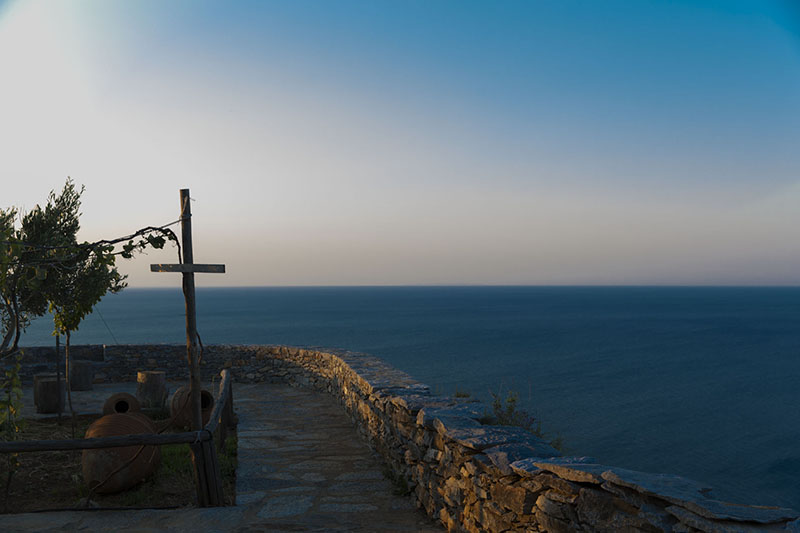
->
[[22, 181, 124, 434], [1, 179, 178, 434], [0, 179, 97, 361], [1, 178, 179, 359], [0, 207, 46, 361]]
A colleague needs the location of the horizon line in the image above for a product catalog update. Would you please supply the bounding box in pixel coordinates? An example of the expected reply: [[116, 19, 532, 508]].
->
[[116, 284, 800, 289]]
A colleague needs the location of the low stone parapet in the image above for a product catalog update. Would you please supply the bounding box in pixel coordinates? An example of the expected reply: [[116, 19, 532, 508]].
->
[[18, 343, 799, 532]]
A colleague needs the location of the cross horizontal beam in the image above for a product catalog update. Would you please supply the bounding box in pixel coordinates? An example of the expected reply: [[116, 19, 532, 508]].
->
[[150, 264, 226, 273]]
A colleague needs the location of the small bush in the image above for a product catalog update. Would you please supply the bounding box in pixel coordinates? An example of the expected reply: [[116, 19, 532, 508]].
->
[[382, 464, 411, 496], [219, 436, 238, 479], [483, 391, 541, 434], [480, 390, 563, 451]]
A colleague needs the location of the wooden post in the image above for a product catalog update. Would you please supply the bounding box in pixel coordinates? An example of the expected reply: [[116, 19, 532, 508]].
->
[[179, 189, 208, 505], [151, 189, 226, 507], [215, 372, 234, 451], [180, 189, 203, 433], [203, 439, 224, 503]]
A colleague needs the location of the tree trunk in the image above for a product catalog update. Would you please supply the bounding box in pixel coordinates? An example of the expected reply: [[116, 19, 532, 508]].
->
[[55, 334, 62, 423], [66, 331, 76, 437]]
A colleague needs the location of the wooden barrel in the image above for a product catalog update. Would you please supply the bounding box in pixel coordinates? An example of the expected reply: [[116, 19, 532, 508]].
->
[[69, 360, 94, 391], [169, 385, 214, 430], [33, 373, 58, 405], [34, 376, 65, 414], [136, 371, 168, 409], [102, 392, 141, 415], [81, 413, 161, 494]]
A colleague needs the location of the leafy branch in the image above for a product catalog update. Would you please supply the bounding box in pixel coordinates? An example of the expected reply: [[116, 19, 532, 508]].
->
[[1, 179, 181, 361], [1, 179, 183, 438]]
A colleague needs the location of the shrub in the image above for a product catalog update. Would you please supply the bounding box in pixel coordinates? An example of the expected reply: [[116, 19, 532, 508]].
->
[[480, 390, 563, 451]]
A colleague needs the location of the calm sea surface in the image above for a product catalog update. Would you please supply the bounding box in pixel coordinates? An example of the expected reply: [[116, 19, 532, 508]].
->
[[21, 286, 800, 509]]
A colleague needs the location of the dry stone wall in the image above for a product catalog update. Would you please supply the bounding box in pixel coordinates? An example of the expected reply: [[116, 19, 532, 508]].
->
[[18, 344, 800, 532]]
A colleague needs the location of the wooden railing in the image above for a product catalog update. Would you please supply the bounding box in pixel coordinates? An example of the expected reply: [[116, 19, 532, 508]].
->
[[192, 368, 234, 506], [0, 369, 234, 507]]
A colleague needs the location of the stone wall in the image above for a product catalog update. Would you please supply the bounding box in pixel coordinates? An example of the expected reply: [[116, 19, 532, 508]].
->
[[18, 344, 800, 532]]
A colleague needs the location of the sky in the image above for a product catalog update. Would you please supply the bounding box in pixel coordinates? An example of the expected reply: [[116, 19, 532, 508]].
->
[[1, 0, 799, 287]]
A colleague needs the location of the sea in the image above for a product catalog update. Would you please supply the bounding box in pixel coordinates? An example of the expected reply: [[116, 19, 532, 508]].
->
[[19, 286, 800, 510]]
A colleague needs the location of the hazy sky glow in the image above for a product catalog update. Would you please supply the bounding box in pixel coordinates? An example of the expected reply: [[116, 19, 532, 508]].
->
[[1, 0, 799, 286]]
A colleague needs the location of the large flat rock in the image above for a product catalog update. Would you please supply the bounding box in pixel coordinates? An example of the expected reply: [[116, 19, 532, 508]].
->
[[389, 394, 460, 415], [666, 505, 790, 532], [511, 455, 597, 479], [533, 457, 608, 484], [602, 467, 797, 524], [484, 442, 562, 475], [432, 415, 483, 435], [602, 467, 711, 507], [443, 425, 543, 451], [677, 498, 798, 525], [416, 403, 485, 428]]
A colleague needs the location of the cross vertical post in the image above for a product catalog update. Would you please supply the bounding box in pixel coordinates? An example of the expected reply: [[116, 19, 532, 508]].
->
[[151, 188, 226, 506], [179, 188, 203, 432]]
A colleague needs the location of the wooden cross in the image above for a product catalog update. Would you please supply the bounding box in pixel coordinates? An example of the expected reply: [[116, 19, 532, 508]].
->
[[151, 188, 225, 430], [151, 188, 225, 505]]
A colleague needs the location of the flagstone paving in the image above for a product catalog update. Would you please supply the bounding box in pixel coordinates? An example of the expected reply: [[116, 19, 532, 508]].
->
[[0, 382, 442, 532]]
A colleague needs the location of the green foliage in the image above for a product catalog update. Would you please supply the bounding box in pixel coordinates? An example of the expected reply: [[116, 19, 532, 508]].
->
[[0, 179, 186, 499], [25, 179, 124, 337], [0, 354, 23, 436], [382, 464, 411, 496], [453, 388, 472, 399], [2, 179, 179, 439], [16, 180, 87, 321], [480, 389, 563, 451], [489, 390, 540, 433], [1, 178, 179, 360], [1, 208, 28, 358], [218, 435, 238, 479], [119, 231, 170, 259], [0, 179, 112, 357], [1, 353, 23, 511], [157, 444, 194, 476]]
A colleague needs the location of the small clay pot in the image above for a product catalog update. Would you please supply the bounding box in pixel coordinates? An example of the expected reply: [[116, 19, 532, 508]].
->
[[102, 392, 141, 415], [169, 385, 214, 430]]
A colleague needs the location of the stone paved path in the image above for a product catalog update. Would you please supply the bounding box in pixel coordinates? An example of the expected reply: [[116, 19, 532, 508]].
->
[[234, 383, 441, 532], [0, 382, 442, 532]]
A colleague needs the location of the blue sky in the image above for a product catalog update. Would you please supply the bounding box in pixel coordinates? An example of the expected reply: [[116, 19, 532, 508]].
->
[[1, 0, 799, 285]]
